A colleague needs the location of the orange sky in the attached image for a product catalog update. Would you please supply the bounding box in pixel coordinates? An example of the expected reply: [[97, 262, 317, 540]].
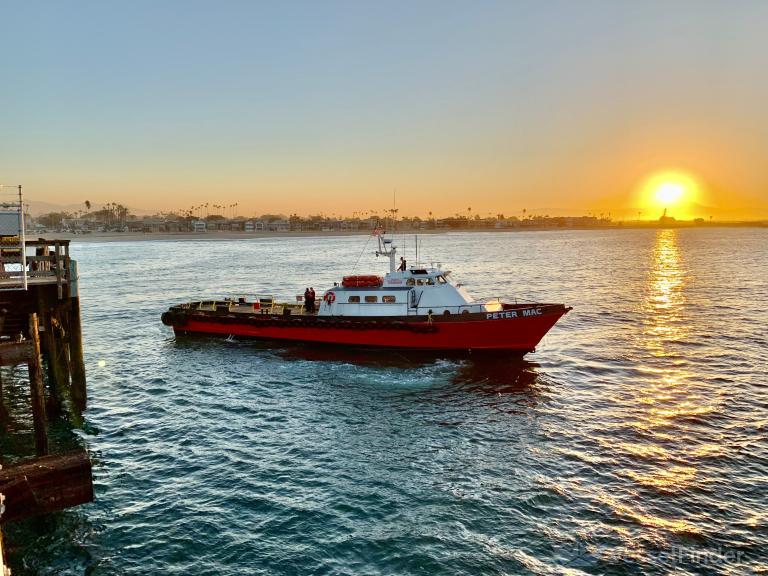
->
[[3, 2, 767, 220]]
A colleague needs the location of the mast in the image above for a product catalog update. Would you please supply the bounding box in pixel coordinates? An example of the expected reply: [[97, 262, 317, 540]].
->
[[375, 234, 397, 273]]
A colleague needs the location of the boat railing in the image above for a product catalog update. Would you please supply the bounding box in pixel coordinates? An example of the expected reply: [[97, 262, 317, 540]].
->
[[416, 304, 484, 315], [181, 298, 511, 317], [329, 300, 486, 315]]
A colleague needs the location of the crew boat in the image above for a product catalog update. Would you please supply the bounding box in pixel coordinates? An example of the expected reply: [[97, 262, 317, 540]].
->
[[161, 233, 571, 354]]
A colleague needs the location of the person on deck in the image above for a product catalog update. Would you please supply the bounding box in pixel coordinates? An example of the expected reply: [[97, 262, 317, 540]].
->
[[398, 257, 407, 272], [304, 288, 311, 312], [308, 287, 316, 312]]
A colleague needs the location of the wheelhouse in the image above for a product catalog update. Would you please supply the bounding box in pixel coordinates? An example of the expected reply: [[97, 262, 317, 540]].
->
[[317, 235, 502, 317]]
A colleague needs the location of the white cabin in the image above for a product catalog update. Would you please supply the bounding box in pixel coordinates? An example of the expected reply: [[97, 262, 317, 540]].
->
[[318, 235, 503, 317]]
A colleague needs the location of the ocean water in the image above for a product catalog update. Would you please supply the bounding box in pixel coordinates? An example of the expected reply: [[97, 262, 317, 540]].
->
[[2, 228, 767, 575]]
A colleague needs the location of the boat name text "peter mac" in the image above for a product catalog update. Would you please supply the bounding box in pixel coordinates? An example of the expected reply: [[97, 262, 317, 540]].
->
[[487, 308, 542, 320]]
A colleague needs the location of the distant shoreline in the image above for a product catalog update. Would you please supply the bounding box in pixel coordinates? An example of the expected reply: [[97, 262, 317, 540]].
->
[[41, 222, 767, 243]]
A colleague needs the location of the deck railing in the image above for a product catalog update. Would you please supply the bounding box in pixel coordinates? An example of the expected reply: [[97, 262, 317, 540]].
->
[[0, 239, 71, 297]]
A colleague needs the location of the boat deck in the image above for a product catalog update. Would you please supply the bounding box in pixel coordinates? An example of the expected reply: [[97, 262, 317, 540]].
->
[[180, 299, 320, 317]]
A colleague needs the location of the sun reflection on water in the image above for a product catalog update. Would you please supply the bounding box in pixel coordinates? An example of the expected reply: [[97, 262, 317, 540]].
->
[[635, 230, 697, 433], [598, 492, 702, 536], [600, 230, 721, 539], [642, 229, 687, 353]]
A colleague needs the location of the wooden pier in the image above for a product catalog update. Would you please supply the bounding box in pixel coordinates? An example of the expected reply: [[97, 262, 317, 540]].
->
[[1, 240, 87, 414], [0, 238, 93, 571]]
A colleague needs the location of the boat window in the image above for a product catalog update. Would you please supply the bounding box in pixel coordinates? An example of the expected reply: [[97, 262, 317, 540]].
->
[[426, 278, 435, 285], [382, 295, 396, 303], [348, 295, 360, 303], [412, 269, 428, 275], [437, 275, 447, 284], [406, 278, 415, 286], [364, 295, 378, 303], [416, 279, 425, 286]]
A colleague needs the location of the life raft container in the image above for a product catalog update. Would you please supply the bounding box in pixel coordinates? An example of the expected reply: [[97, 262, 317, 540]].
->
[[342, 275, 383, 288]]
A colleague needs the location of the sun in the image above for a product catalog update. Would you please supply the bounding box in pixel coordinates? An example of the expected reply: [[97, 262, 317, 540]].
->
[[656, 182, 685, 205], [640, 170, 699, 214]]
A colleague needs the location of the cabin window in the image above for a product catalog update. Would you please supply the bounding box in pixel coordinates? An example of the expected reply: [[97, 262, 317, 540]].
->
[[406, 278, 415, 286], [426, 278, 435, 285], [437, 275, 447, 284], [364, 295, 378, 303], [416, 279, 425, 286], [348, 295, 360, 303], [382, 295, 396, 303]]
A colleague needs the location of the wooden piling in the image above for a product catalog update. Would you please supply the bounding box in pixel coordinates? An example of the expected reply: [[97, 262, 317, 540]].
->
[[0, 366, 4, 423], [0, 526, 7, 576], [36, 297, 70, 416], [51, 308, 73, 396], [27, 314, 49, 456], [54, 241, 63, 300], [69, 297, 87, 411]]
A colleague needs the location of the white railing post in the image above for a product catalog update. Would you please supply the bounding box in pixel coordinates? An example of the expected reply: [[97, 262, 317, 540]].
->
[[19, 185, 28, 291]]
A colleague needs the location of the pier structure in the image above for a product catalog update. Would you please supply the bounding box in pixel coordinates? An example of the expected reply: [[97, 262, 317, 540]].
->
[[0, 186, 93, 571], [0, 238, 87, 416]]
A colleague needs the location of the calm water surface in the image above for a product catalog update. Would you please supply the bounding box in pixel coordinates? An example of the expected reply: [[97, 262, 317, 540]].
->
[[3, 228, 767, 575]]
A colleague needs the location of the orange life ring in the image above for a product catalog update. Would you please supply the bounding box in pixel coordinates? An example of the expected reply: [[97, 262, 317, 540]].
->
[[324, 291, 336, 304]]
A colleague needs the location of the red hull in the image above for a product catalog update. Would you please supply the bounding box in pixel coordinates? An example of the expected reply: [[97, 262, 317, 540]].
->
[[164, 306, 569, 352]]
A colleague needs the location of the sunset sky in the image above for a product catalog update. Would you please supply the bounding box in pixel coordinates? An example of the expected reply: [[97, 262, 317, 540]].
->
[[2, 1, 767, 219]]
